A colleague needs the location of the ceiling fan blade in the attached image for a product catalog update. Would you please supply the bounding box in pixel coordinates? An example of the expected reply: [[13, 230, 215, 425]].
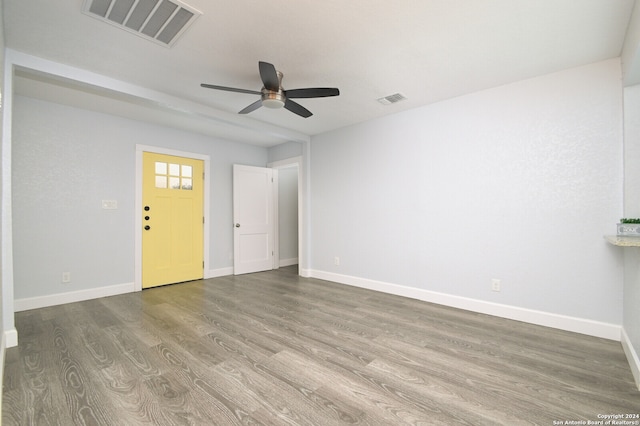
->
[[284, 99, 312, 118], [238, 99, 263, 114], [259, 61, 280, 91], [200, 83, 261, 95], [284, 88, 340, 98]]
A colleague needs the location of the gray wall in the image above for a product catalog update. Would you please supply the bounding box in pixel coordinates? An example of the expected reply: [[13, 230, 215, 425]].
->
[[268, 141, 302, 163], [310, 59, 624, 325], [278, 166, 298, 263], [12, 95, 268, 300], [623, 83, 640, 362], [0, 2, 6, 412]]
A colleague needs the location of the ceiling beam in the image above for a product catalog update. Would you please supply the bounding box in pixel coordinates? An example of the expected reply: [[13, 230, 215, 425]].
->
[[5, 49, 311, 145]]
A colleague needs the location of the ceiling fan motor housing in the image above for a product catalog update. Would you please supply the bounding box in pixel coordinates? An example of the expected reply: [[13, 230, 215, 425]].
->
[[262, 70, 285, 108], [261, 89, 286, 109]]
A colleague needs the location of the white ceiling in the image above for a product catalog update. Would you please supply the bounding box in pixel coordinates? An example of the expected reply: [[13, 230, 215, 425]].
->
[[3, 0, 637, 146]]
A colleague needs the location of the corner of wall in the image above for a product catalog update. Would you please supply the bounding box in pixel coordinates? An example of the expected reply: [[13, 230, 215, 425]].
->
[[622, 328, 640, 391]]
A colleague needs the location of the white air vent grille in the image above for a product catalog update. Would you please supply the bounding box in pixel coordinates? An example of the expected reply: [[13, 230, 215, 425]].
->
[[83, 0, 201, 47], [377, 93, 407, 105]]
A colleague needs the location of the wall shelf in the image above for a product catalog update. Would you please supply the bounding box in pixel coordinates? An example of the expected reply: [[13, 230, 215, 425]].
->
[[604, 235, 640, 247]]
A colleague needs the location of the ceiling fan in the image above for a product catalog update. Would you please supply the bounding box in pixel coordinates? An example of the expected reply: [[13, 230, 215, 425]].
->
[[201, 61, 340, 118]]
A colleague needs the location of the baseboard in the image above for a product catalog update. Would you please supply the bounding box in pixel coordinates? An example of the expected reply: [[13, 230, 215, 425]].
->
[[622, 328, 640, 391], [4, 327, 18, 348], [299, 268, 312, 278], [206, 267, 233, 279], [279, 258, 299, 267], [14, 282, 135, 312], [309, 270, 621, 341]]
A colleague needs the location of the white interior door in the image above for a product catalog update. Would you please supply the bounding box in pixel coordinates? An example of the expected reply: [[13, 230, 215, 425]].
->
[[233, 164, 275, 275]]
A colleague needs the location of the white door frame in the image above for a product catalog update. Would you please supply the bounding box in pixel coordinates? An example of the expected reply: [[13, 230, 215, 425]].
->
[[268, 156, 303, 273], [135, 144, 211, 291]]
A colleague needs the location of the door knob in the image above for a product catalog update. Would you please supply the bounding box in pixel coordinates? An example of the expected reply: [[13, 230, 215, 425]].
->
[[235, 223, 240, 228], [144, 206, 150, 211], [144, 225, 151, 230], [145, 216, 150, 221]]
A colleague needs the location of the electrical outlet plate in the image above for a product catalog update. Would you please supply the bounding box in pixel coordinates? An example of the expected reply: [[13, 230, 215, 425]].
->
[[334, 256, 340, 266], [62, 272, 71, 283], [491, 279, 501, 292]]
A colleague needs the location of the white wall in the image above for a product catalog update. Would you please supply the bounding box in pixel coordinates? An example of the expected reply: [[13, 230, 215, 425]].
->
[[622, 0, 640, 86], [623, 83, 640, 388], [310, 59, 624, 332], [0, 3, 6, 417], [12, 95, 268, 301]]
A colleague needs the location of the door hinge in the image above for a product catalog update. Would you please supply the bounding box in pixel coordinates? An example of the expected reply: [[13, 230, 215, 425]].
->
[[203, 216, 205, 224], [203, 171, 205, 180]]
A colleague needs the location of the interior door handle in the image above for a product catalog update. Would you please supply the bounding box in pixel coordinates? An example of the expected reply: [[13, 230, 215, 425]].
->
[[235, 223, 240, 228]]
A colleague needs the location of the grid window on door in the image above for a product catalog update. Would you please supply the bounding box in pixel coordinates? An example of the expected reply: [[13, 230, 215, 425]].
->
[[155, 162, 193, 190]]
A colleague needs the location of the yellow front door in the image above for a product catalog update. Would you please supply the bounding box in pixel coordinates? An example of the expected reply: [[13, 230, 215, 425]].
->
[[142, 152, 204, 289]]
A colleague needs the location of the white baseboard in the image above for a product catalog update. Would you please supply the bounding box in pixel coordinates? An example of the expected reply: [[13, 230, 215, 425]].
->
[[279, 258, 299, 267], [622, 328, 640, 391], [206, 267, 233, 279], [4, 328, 18, 348], [309, 270, 621, 341], [14, 282, 135, 312], [299, 268, 312, 278]]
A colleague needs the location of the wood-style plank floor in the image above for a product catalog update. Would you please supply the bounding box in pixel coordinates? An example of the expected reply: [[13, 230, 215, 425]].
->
[[3, 266, 640, 425]]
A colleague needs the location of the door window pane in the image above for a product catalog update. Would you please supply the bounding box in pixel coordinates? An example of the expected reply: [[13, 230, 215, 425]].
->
[[154, 160, 196, 191], [155, 162, 167, 175], [155, 176, 167, 188]]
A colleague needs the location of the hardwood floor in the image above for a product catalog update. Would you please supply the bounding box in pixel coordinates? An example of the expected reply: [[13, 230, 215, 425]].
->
[[3, 266, 640, 425]]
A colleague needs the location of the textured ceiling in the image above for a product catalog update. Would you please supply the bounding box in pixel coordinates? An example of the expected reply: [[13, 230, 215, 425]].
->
[[3, 0, 637, 145]]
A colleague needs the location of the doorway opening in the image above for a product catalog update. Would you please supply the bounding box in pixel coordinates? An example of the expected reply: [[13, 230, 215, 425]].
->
[[269, 156, 302, 275]]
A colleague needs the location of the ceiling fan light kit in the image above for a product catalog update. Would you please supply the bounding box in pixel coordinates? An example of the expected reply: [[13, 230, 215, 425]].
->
[[262, 95, 285, 109], [201, 61, 340, 118]]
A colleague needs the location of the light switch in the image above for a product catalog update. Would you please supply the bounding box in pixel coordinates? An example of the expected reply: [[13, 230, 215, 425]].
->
[[102, 200, 118, 209]]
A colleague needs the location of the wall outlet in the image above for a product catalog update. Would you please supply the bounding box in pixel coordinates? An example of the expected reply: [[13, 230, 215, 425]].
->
[[334, 256, 340, 266], [491, 278, 501, 292], [62, 272, 71, 283]]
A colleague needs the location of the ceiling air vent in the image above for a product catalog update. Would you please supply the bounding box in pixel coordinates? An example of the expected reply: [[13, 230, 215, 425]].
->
[[377, 93, 407, 105], [82, 0, 202, 47]]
